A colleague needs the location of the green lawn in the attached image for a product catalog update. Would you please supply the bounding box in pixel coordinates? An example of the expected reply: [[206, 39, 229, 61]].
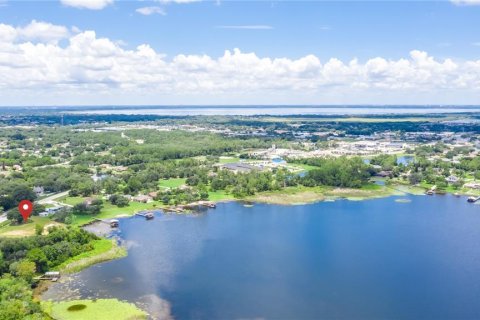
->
[[218, 156, 241, 164], [0, 216, 52, 237], [42, 299, 147, 320], [158, 178, 186, 189], [71, 200, 163, 226], [58, 196, 85, 206], [208, 190, 235, 202]]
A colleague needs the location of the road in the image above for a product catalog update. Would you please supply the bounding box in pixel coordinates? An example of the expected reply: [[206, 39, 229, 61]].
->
[[38, 191, 70, 205]]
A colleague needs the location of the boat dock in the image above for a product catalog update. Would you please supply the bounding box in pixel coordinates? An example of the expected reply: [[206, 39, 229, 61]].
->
[[34, 271, 61, 282], [94, 218, 119, 228], [426, 185, 437, 195], [135, 212, 154, 219]]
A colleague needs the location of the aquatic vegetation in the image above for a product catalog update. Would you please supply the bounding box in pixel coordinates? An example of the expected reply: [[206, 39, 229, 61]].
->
[[42, 299, 147, 320]]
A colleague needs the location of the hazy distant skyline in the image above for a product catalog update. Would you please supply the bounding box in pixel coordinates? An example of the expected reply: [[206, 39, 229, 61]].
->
[[0, 0, 479, 106]]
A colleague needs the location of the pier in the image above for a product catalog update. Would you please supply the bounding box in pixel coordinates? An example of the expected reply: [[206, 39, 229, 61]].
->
[[94, 218, 119, 228], [426, 185, 437, 195], [135, 212, 155, 220], [34, 271, 61, 282]]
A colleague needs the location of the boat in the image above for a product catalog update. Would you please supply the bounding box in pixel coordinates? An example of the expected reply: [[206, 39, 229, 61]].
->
[[467, 196, 479, 203]]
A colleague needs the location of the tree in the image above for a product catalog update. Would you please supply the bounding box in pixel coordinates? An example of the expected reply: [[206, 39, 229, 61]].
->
[[109, 194, 129, 207], [7, 208, 23, 224], [0, 274, 44, 320], [9, 259, 36, 282], [408, 173, 422, 185], [26, 248, 48, 273], [11, 184, 36, 205], [35, 224, 43, 236]]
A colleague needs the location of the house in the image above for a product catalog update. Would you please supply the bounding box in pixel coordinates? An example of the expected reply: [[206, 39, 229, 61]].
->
[[133, 195, 153, 203], [376, 170, 392, 178], [46, 206, 63, 213], [33, 186, 44, 196], [221, 162, 258, 174], [148, 191, 158, 198], [446, 175, 459, 184], [39, 206, 65, 216]]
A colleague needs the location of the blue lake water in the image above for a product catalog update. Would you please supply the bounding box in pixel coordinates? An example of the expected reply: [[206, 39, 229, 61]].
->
[[69, 106, 480, 116], [46, 195, 480, 319]]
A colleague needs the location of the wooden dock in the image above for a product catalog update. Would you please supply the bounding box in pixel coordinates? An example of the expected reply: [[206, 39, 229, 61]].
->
[[135, 212, 154, 219], [94, 218, 119, 227]]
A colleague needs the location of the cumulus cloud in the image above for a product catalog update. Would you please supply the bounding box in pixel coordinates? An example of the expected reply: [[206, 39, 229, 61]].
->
[[0, 20, 69, 43], [0, 21, 479, 104], [60, 0, 113, 10], [136, 6, 166, 15], [450, 0, 480, 5]]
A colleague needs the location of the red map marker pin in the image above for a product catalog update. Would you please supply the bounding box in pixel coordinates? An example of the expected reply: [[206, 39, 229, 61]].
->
[[18, 200, 33, 222]]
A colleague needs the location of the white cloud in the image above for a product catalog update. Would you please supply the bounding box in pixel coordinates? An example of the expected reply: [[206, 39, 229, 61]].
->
[[17, 20, 70, 43], [472, 42, 480, 46], [60, 0, 113, 10], [0, 20, 69, 44], [0, 21, 479, 105], [216, 25, 273, 30], [136, 6, 166, 15], [450, 0, 480, 5]]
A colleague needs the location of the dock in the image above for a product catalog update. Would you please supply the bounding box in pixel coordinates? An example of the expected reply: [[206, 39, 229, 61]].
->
[[34, 271, 61, 282], [426, 185, 437, 195], [94, 218, 119, 228], [135, 212, 154, 220]]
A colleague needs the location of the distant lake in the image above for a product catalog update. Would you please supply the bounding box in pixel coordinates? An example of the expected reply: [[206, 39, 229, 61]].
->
[[69, 106, 480, 116], [45, 195, 480, 319]]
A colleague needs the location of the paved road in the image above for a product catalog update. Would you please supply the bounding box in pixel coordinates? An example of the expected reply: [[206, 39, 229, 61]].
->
[[38, 191, 70, 205]]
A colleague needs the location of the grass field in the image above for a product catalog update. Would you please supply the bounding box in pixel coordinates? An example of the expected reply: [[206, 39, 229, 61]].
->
[[55, 239, 127, 273], [42, 299, 147, 320], [208, 190, 235, 202], [158, 178, 186, 189], [0, 216, 57, 237], [290, 163, 320, 171], [70, 200, 162, 226], [218, 156, 241, 164]]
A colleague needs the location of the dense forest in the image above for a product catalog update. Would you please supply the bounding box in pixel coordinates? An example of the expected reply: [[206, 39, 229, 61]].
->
[[0, 227, 99, 319]]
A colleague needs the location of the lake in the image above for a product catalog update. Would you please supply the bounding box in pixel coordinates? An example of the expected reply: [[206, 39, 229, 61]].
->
[[44, 195, 480, 319], [68, 105, 480, 116]]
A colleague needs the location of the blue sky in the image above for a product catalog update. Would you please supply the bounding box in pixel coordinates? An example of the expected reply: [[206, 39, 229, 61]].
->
[[2, 1, 480, 60], [0, 0, 479, 105]]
